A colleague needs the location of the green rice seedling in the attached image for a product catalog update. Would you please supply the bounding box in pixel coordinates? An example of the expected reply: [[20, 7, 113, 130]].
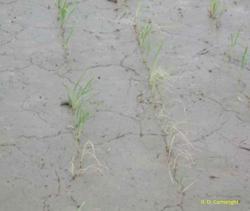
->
[[227, 31, 240, 61], [65, 78, 92, 141], [209, 0, 220, 19], [138, 22, 152, 53], [74, 106, 90, 141], [134, 1, 195, 189], [56, 0, 77, 26], [151, 41, 163, 70], [230, 31, 240, 48], [149, 66, 168, 90], [241, 47, 248, 69], [63, 27, 74, 49], [149, 42, 166, 90], [66, 78, 92, 111], [134, 1, 154, 56], [135, 0, 142, 22]]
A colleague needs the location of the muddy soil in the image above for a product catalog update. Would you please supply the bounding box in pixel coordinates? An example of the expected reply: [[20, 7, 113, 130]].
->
[[0, 0, 250, 211]]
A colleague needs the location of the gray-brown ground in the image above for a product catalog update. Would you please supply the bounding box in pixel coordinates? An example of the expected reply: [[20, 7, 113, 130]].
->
[[0, 0, 250, 211]]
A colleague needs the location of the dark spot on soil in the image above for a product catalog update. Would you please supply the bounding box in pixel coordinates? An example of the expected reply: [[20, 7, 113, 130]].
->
[[60, 101, 71, 107], [107, 0, 117, 3], [95, 35, 101, 40], [209, 175, 219, 179], [239, 146, 250, 151], [208, 69, 212, 73], [98, 76, 101, 80], [199, 48, 209, 55], [177, 8, 183, 18]]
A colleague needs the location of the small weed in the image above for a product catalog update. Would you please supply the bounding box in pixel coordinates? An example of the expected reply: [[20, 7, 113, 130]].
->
[[209, 0, 220, 19]]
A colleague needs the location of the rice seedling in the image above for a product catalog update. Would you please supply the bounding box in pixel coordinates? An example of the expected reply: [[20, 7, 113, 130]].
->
[[56, 0, 77, 26], [65, 78, 92, 111], [134, 1, 152, 53], [134, 1, 195, 192], [151, 41, 163, 70], [230, 31, 240, 49], [135, 0, 142, 22], [227, 31, 240, 61], [138, 22, 152, 53], [74, 106, 90, 141], [149, 42, 166, 90], [241, 47, 248, 69], [65, 78, 92, 141], [209, 0, 220, 19], [63, 27, 74, 49], [149, 66, 168, 90]]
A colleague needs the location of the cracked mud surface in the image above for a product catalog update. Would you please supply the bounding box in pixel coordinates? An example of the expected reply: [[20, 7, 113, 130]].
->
[[0, 0, 250, 210]]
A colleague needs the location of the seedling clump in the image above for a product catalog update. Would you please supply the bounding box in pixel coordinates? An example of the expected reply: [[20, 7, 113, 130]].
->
[[65, 78, 92, 141], [209, 0, 220, 19]]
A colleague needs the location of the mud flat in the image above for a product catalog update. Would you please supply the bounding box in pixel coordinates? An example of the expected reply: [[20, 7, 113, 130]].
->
[[0, 0, 249, 211]]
